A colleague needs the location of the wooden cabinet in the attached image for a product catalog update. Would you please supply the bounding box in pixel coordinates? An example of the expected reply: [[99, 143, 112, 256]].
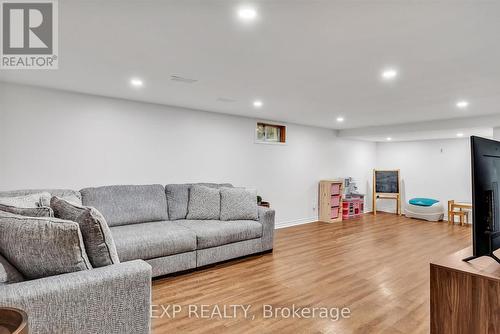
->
[[430, 248, 500, 334], [319, 180, 343, 223]]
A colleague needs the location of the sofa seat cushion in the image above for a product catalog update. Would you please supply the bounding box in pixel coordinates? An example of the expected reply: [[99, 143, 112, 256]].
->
[[176, 220, 263, 249], [110, 221, 196, 261], [0, 253, 24, 284]]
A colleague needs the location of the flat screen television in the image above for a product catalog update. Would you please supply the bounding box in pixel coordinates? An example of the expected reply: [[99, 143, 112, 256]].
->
[[468, 136, 500, 263]]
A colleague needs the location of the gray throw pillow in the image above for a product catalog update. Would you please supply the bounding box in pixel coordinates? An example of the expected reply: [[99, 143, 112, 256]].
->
[[0, 192, 51, 208], [220, 187, 259, 221], [186, 185, 221, 220], [0, 253, 24, 284], [51, 197, 120, 268], [0, 211, 92, 279], [0, 203, 54, 217]]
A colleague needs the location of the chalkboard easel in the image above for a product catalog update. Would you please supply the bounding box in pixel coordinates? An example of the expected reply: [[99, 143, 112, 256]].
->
[[372, 169, 401, 215]]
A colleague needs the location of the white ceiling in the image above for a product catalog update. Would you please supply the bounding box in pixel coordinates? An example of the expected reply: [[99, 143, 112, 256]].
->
[[2, 0, 500, 141]]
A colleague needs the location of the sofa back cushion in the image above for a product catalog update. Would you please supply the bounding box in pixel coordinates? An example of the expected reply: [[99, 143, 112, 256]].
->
[[51, 196, 120, 268], [166, 183, 232, 220], [80, 184, 168, 227], [0, 192, 51, 208], [0, 211, 92, 279], [0, 189, 82, 206]]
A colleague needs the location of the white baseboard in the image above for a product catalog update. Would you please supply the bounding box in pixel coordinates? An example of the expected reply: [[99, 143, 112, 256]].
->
[[275, 216, 317, 229]]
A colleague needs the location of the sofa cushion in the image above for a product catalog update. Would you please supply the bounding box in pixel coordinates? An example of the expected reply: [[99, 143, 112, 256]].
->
[[51, 196, 120, 268], [0, 203, 54, 217], [220, 187, 258, 221], [187, 186, 221, 220], [165, 184, 190, 220], [0, 192, 51, 208], [80, 184, 169, 227], [0, 253, 24, 284], [0, 189, 82, 206], [166, 183, 233, 220], [176, 220, 263, 249], [0, 211, 92, 279], [110, 221, 196, 261]]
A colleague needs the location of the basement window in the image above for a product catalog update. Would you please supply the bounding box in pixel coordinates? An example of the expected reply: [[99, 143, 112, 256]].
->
[[255, 122, 286, 144]]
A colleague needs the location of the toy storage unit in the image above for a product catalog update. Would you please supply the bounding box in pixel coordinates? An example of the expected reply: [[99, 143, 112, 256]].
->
[[319, 180, 343, 223], [343, 195, 365, 219]]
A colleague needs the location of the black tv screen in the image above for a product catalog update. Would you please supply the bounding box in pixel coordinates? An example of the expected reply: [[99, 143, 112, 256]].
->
[[470, 136, 500, 262]]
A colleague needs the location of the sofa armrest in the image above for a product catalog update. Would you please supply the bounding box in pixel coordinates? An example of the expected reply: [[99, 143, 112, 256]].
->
[[259, 207, 275, 251], [0, 260, 152, 334]]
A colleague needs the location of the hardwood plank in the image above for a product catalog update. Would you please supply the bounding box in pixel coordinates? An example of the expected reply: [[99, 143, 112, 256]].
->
[[152, 213, 471, 333]]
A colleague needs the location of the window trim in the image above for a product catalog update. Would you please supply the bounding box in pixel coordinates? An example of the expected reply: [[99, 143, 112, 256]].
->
[[254, 121, 287, 145]]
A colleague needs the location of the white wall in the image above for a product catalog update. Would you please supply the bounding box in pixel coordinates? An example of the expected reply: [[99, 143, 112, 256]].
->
[[0, 82, 376, 227], [375, 139, 471, 217]]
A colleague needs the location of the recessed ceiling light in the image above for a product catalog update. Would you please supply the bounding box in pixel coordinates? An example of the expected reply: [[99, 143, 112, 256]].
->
[[456, 100, 469, 109], [237, 6, 258, 22], [457, 133, 464, 137], [130, 78, 143, 88], [336, 117, 344, 122], [253, 100, 263, 108], [386, 137, 392, 141], [381, 68, 398, 80]]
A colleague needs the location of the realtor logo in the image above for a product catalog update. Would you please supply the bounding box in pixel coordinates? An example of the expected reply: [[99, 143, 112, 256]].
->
[[1, 0, 58, 69]]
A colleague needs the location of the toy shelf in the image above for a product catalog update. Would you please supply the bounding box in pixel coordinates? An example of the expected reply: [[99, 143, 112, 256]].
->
[[319, 180, 343, 223]]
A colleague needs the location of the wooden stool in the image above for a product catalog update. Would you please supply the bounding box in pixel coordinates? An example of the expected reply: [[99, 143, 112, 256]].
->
[[448, 200, 472, 226], [449, 210, 468, 226]]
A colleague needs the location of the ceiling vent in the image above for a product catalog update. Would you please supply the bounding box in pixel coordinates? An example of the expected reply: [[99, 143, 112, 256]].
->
[[170, 75, 198, 84], [216, 97, 236, 103]]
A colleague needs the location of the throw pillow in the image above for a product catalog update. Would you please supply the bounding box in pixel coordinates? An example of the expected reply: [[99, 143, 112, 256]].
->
[[220, 187, 259, 221], [186, 185, 221, 220], [0, 192, 51, 208], [0, 211, 92, 279], [51, 196, 120, 268], [0, 203, 54, 217]]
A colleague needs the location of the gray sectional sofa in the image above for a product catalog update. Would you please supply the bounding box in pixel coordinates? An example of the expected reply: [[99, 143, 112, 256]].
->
[[0, 183, 275, 334]]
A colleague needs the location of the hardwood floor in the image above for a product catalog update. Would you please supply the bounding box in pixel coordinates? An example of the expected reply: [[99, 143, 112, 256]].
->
[[152, 213, 471, 334]]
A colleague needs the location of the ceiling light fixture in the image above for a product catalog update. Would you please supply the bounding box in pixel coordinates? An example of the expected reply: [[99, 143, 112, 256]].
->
[[130, 78, 143, 88], [381, 68, 398, 80], [456, 133, 464, 137], [456, 100, 469, 109], [253, 100, 263, 108], [336, 117, 344, 122], [386, 137, 392, 141], [237, 6, 258, 22]]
